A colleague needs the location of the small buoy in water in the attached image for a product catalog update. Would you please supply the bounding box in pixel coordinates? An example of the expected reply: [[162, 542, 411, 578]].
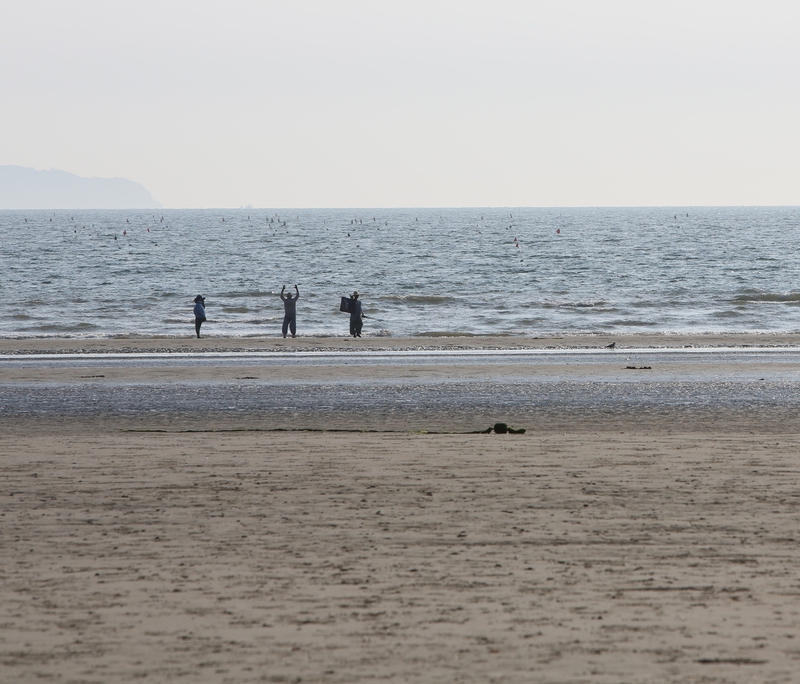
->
[[556, 228, 561, 234], [123, 230, 127, 235]]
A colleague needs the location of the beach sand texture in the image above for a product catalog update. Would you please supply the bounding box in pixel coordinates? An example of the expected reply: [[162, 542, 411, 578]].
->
[[3, 424, 800, 683], [2, 334, 800, 682]]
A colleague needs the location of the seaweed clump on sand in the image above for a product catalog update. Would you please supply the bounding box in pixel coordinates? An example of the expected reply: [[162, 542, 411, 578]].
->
[[478, 422, 526, 434]]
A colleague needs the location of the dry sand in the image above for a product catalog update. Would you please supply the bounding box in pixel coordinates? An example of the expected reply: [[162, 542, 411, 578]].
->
[[2, 334, 800, 682]]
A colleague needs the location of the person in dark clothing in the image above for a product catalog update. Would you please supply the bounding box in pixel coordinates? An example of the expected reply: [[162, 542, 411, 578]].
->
[[280, 284, 299, 338], [349, 291, 366, 337], [193, 295, 206, 338]]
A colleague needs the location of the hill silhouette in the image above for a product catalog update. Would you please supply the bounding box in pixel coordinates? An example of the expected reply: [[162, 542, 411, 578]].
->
[[0, 165, 161, 209]]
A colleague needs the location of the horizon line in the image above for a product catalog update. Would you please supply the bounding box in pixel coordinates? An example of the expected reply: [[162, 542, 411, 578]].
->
[[3, 204, 800, 212]]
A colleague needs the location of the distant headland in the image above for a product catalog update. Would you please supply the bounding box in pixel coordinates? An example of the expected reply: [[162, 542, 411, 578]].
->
[[0, 165, 162, 209]]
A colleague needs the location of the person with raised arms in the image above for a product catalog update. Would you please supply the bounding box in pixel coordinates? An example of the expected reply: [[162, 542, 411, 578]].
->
[[280, 284, 299, 338]]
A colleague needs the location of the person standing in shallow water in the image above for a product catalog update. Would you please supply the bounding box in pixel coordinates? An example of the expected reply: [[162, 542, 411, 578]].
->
[[193, 295, 206, 338], [349, 291, 366, 337], [280, 284, 299, 338]]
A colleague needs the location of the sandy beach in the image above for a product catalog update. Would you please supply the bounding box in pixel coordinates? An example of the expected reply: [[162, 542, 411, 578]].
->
[[2, 334, 800, 682]]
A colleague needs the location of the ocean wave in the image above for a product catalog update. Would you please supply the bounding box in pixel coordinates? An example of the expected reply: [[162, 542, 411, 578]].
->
[[543, 300, 609, 309], [605, 319, 659, 327], [733, 291, 800, 304], [22, 322, 101, 332], [380, 295, 459, 304], [217, 290, 274, 298]]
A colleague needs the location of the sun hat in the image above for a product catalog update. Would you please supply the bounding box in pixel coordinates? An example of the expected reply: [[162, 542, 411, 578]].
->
[[351, 291, 359, 298]]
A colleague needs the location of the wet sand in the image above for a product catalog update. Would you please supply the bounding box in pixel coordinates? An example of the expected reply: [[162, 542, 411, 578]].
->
[[3, 330, 800, 355], [2, 334, 800, 682]]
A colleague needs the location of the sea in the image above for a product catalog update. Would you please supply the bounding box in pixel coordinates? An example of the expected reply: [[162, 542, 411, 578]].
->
[[2, 206, 800, 339]]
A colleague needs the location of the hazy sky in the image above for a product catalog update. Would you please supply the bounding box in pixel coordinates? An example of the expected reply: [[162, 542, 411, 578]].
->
[[2, 1, 799, 208]]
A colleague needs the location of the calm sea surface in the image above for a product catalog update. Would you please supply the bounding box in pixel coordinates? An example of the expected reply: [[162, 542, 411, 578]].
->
[[2, 207, 800, 338]]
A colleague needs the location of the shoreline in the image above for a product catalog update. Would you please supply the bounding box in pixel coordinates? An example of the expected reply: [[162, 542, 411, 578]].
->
[[5, 333, 800, 433], [3, 330, 800, 354]]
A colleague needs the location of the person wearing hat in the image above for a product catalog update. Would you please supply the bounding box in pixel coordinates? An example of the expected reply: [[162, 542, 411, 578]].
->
[[193, 295, 206, 338], [349, 291, 367, 337], [280, 284, 300, 338]]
